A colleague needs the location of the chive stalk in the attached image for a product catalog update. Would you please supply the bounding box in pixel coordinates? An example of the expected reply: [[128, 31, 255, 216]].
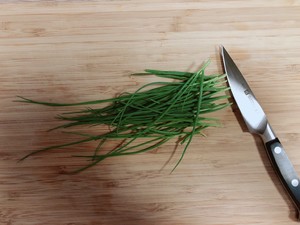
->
[[17, 61, 230, 173]]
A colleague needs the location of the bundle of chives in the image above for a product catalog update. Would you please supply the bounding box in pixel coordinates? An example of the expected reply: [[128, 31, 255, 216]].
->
[[17, 62, 230, 173]]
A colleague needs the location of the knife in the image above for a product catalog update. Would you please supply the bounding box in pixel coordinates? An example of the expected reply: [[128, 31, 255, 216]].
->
[[220, 46, 300, 217]]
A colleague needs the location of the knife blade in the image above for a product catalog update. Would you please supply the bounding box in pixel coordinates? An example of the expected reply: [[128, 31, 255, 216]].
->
[[220, 45, 300, 217]]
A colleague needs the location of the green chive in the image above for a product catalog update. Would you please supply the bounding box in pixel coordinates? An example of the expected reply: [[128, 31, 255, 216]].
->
[[17, 61, 230, 173]]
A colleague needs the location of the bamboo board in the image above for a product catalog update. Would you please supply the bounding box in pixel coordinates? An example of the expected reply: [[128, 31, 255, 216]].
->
[[1, 1, 300, 224]]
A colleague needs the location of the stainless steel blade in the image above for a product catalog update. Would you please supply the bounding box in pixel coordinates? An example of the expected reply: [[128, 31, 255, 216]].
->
[[221, 46, 275, 140]]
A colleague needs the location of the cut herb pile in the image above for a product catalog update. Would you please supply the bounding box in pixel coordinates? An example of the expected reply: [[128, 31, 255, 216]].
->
[[17, 61, 230, 173]]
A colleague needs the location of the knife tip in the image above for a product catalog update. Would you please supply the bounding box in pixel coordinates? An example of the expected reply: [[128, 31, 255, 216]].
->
[[219, 45, 225, 57]]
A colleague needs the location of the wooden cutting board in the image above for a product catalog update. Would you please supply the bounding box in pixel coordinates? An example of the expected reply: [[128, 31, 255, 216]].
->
[[1, 1, 300, 224]]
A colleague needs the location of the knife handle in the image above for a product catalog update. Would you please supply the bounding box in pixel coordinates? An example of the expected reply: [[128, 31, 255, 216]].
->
[[265, 138, 300, 214]]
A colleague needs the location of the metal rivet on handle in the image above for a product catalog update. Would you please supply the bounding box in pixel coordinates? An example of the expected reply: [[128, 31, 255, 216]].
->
[[291, 179, 299, 187], [274, 146, 282, 154]]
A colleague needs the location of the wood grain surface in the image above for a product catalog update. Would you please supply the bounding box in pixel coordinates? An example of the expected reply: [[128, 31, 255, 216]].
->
[[1, 1, 300, 224]]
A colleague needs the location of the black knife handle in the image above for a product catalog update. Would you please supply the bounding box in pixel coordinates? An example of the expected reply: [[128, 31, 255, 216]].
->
[[265, 138, 300, 213]]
